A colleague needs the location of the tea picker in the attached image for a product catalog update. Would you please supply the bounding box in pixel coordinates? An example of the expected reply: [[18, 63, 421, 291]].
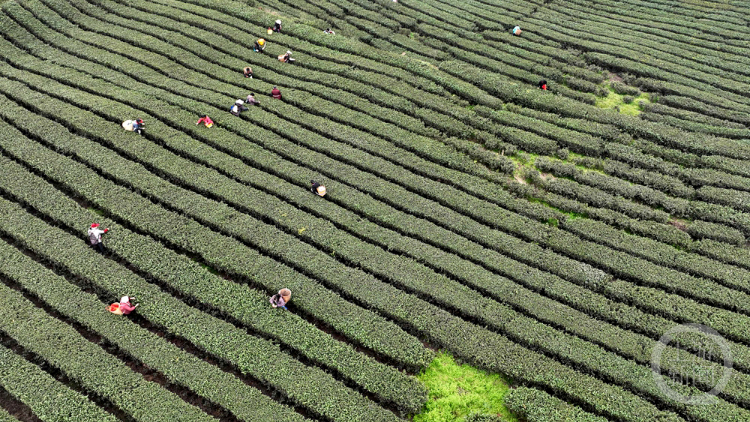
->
[[271, 86, 283, 100], [269, 289, 292, 310], [122, 118, 145, 135], [271, 19, 282, 33], [310, 180, 327, 197], [278, 50, 296, 63], [88, 223, 109, 254], [230, 99, 248, 116], [196, 115, 214, 128], [254, 38, 266, 53], [108, 296, 139, 315], [246, 93, 261, 106]]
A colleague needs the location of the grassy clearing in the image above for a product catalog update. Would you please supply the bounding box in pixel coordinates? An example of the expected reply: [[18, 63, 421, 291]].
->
[[414, 353, 517, 422], [507, 151, 539, 184], [595, 85, 650, 116]]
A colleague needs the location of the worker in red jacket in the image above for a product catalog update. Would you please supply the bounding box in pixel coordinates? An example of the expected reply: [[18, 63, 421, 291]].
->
[[271, 86, 282, 100], [196, 115, 214, 128], [538, 80, 548, 90]]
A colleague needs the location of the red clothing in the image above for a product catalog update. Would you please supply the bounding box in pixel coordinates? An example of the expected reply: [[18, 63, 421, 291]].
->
[[271, 88, 282, 100], [120, 301, 137, 315], [541, 84, 547, 91], [197, 116, 213, 127]]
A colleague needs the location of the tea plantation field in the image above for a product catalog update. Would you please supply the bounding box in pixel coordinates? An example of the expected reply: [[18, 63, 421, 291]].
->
[[1, 0, 749, 420]]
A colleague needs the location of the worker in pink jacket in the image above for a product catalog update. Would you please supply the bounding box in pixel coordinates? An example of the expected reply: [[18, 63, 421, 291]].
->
[[108, 296, 139, 315], [119, 296, 139, 315]]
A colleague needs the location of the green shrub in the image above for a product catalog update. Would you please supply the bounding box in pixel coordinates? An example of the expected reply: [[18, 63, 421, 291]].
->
[[0, 343, 118, 422], [505, 387, 608, 422], [687, 220, 746, 246]]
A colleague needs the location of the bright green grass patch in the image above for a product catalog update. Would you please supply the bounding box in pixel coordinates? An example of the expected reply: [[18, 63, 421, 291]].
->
[[595, 86, 650, 116], [511, 151, 538, 167], [414, 353, 517, 422], [507, 151, 540, 184]]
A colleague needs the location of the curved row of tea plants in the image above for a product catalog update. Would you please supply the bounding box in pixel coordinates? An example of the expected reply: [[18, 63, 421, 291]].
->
[[0, 342, 117, 422]]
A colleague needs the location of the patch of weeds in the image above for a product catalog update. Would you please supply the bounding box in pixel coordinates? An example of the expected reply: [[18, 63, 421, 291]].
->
[[508, 152, 541, 184], [414, 353, 517, 422], [595, 83, 650, 116], [559, 208, 587, 220]]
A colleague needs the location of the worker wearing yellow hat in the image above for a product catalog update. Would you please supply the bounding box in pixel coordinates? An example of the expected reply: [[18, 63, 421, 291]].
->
[[254, 38, 266, 53]]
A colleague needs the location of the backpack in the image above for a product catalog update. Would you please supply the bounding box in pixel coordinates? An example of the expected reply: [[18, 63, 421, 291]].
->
[[89, 231, 99, 245]]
